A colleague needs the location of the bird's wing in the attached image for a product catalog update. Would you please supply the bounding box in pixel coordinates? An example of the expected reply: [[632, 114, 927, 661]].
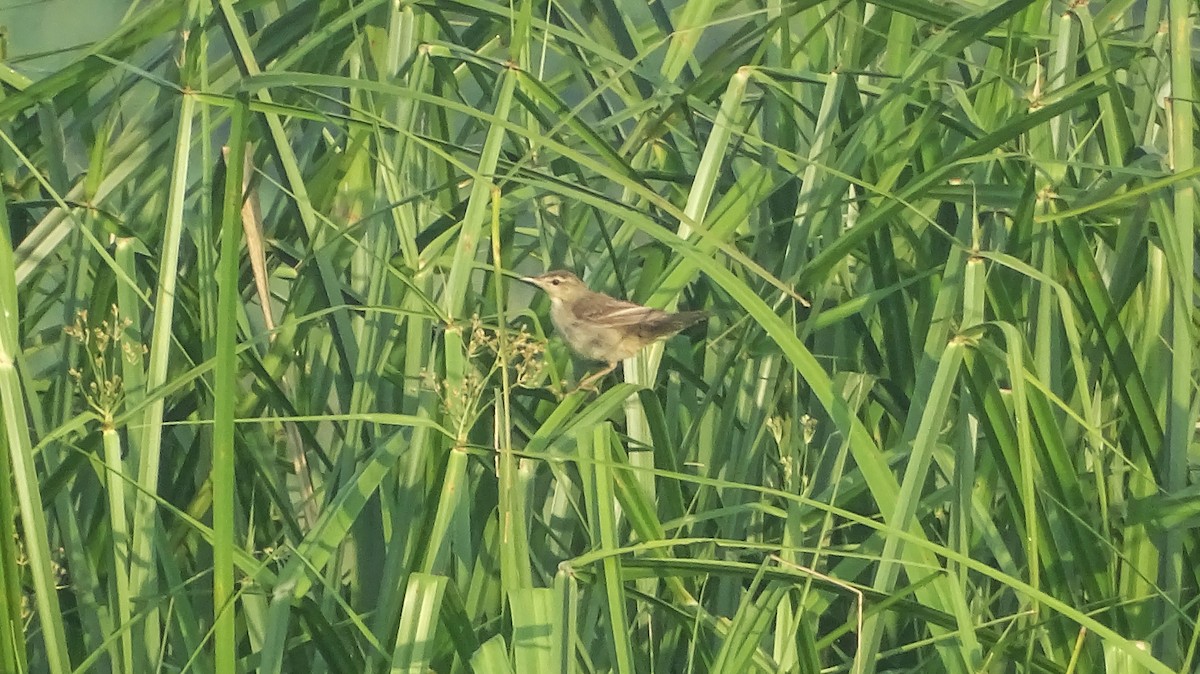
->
[[571, 293, 668, 327]]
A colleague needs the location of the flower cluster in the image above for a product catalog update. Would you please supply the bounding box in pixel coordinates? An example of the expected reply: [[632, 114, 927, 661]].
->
[[423, 316, 548, 438], [63, 306, 147, 426]]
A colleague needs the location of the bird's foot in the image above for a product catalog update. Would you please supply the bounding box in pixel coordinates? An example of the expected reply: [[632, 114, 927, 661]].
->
[[572, 375, 603, 394], [573, 363, 617, 393], [570, 381, 599, 395]]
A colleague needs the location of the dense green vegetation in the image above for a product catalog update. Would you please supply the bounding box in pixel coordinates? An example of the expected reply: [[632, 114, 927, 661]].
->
[[1, 0, 1196, 672]]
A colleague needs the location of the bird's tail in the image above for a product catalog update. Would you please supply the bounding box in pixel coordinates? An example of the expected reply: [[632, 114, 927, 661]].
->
[[661, 310, 709, 332]]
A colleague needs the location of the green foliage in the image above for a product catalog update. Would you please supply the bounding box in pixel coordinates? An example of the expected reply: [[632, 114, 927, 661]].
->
[[0, 0, 1195, 672]]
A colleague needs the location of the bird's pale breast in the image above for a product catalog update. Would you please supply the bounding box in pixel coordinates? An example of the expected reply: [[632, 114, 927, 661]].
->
[[549, 300, 639, 362]]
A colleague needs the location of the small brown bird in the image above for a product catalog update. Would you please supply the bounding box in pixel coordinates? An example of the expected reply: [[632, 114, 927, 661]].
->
[[521, 270, 708, 390]]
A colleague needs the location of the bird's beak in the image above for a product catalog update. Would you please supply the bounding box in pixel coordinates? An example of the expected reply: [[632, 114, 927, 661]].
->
[[519, 276, 539, 285]]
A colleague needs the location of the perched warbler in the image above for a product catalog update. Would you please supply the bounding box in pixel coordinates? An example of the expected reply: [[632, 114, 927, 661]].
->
[[521, 270, 708, 389]]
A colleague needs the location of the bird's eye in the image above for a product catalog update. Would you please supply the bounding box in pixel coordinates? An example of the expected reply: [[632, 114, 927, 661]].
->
[[550, 279, 560, 285]]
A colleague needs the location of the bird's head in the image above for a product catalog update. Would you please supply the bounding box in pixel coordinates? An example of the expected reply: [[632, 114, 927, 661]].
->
[[520, 270, 589, 301]]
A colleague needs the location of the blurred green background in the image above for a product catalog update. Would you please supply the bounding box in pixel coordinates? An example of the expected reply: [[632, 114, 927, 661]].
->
[[0, 0, 128, 69]]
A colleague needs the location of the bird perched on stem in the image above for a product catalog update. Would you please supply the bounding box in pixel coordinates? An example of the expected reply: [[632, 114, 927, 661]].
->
[[521, 270, 708, 390]]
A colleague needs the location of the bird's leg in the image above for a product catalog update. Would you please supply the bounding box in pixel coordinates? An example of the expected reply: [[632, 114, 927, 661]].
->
[[575, 361, 618, 392]]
